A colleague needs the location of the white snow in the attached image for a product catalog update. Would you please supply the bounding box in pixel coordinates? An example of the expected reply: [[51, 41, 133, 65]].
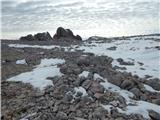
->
[[8, 44, 76, 52], [94, 73, 104, 80], [79, 71, 90, 78], [7, 58, 65, 90], [117, 101, 160, 118], [76, 38, 160, 79], [143, 84, 160, 93], [74, 86, 88, 97], [8, 44, 60, 49], [94, 73, 160, 119], [8, 36, 160, 79], [16, 59, 27, 65]]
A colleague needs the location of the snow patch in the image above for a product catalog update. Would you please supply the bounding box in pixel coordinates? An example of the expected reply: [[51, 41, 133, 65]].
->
[[8, 58, 65, 90], [8, 44, 60, 49], [143, 84, 160, 93], [8, 44, 76, 52], [16, 59, 27, 65], [74, 86, 88, 97], [94, 73, 160, 119], [79, 71, 89, 78], [76, 38, 159, 79]]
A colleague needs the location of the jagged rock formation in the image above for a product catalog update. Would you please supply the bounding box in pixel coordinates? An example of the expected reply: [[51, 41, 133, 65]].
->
[[20, 32, 53, 41], [53, 27, 82, 41]]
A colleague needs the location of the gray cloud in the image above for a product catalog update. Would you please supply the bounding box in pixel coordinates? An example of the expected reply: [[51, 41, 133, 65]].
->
[[1, 0, 160, 38]]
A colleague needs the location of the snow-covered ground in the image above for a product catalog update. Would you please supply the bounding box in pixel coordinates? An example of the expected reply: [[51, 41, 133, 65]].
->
[[6, 35, 160, 119], [16, 59, 27, 65], [7, 58, 65, 90], [92, 72, 160, 119], [8, 36, 160, 79], [77, 37, 160, 79], [8, 44, 76, 52]]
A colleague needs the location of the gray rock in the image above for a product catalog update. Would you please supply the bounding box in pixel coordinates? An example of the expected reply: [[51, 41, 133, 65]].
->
[[145, 79, 160, 91], [90, 82, 105, 94], [20, 34, 35, 41], [82, 80, 92, 90], [56, 111, 68, 120], [107, 46, 117, 50], [108, 73, 124, 87], [34, 32, 53, 41], [77, 55, 90, 66], [20, 32, 53, 41], [91, 107, 107, 119], [25, 55, 41, 66], [53, 27, 82, 41], [149, 110, 160, 120], [152, 99, 160, 105], [130, 87, 141, 98], [117, 58, 134, 65], [60, 64, 82, 75], [62, 93, 73, 104], [121, 80, 134, 90], [110, 108, 120, 118]]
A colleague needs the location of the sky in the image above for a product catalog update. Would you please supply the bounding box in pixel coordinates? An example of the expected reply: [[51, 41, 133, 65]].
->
[[1, 0, 160, 39]]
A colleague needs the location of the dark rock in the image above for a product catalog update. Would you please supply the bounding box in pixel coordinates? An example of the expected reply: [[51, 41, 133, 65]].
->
[[77, 55, 90, 66], [53, 27, 82, 41], [91, 107, 107, 119], [62, 93, 73, 104], [149, 110, 160, 120], [108, 73, 124, 87], [152, 99, 160, 105], [155, 46, 160, 50], [25, 55, 41, 66], [145, 79, 160, 91], [130, 87, 141, 98], [75, 35, 82, 41], [116, 96, 126, 106], [34, 32, 53, 41], [121, 80, 134, 90], [90, 82, 105, 94], [113, 66, 127, 70], [75, 77, 86, 86], [107, 46, 117, 50], [81, 80, 92, 90], [110, 108, 120, 118], [76, 91, 83, 97], [20, 34, 35, 41], [60, 64, 82, 75], [99, 92, 115, 104], [20, 32, 53, 41], [117, 58, 134, 65]]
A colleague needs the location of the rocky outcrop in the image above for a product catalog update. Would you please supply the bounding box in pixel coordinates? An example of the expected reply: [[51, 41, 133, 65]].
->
[[53, 27, 82, 41], [20, 32, 53, 41]]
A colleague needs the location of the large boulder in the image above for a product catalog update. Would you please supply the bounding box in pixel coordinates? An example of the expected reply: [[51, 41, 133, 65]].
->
[[20, 32, 53, 41], [53, 27, 82, 41], [20, 34, 35, 41], [34, 32, 53, 41]]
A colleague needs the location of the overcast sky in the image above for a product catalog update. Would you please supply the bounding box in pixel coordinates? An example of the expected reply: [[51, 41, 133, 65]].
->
[[1, 0, 160, 39]]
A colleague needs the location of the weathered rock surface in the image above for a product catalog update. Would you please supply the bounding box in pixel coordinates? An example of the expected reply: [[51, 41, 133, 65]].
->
[[53, 27, 82, 41], [20, 32, 53, 41]]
